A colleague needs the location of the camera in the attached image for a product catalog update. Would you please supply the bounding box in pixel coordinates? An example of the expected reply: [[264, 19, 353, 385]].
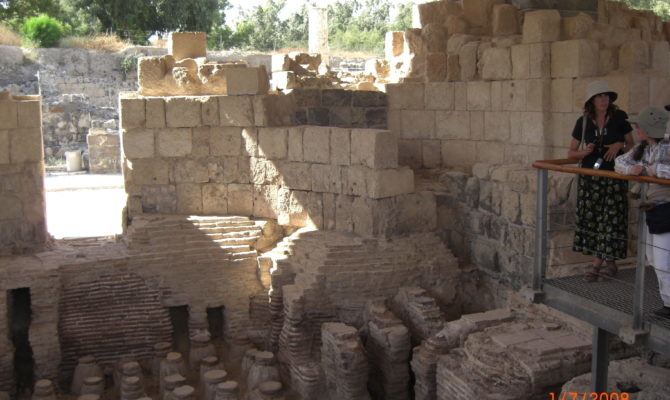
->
[[593, 157, 603, 170]]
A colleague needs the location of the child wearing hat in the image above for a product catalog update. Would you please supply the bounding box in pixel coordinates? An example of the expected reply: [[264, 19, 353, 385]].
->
[[568, 81, 635, 282], [615, 106, 670, 318]]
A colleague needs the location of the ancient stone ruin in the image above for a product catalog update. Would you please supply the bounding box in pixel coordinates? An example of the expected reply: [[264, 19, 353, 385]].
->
[[2, 0, 670, 399]]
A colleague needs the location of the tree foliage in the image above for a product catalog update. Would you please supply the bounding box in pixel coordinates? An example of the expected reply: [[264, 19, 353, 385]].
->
[[619, 0, 670, 20], [22, 13, 64, 46]]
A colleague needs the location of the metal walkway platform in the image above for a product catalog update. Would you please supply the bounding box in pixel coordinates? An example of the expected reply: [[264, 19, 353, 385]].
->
[[544, 267, 670, 354]]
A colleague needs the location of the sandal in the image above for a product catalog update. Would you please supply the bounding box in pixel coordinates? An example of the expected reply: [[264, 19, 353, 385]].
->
[[584, 264, 601, 282], [600, 262, 618, 279]]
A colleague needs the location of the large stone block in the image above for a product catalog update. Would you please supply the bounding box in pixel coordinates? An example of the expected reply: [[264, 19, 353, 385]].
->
[[422, 139, 441, 168], [253, 94, 295, 127], [426, 52, 447, 82], [288, 126, 304, 161], [311, 164, 343, 193], [417, 1, 447, 27], [400, 110, 435, 139], [523, 10, 561, 43], [9, 128, 42, 163], [17, 100, 41, 128], [441, 140, 477, 167], [171, 159, 209, 183], [258, 127, 288, 160], [650, 77, 670, 108], [280, 162, 311, 191], [386, 31, 405, 60], [562, 12, 594, 40], [423, 24, 447, 53], [520, 111, 549, 146], [425, 82, 455, 110], [242, 127, 259, 157], [619, 40, 650, 72], [303, 126, 330, 164], [366, 168, 414, 199], [210, 127, 242, 156], [351, 129, 398, 169], [253, 184, 278, 218], [125, 159, 169, 188], [168, 32, 206, 61], [227, 184, 253, 215], [330, 128, 351, 166], [398, 139, 422, 169], [459, 41, 479, 81], [471, 110, 484, 140], [145, 98, 166, 128], [176, 183, 203, 214], [484, 111, 510, 141], [122, 129, 154, 159], [462, 0, 500, 28], [120, 96, 146, 129], [551, 79, 573, 113], [343, 166, 367, 196], [481, 47, 512, 80], [492, 4, 519, 36], [201, 96, 220, 126], [202, 183, 228, 214], [501, 80, 527, 111], [278, 189, 323, 228], [551, 40, 598, 78], [467, 81, 491, 111], [529, 43, 551, 78], [386, 83, 424, 110], [165, 97, 202, 127], [0, 130, 8, 164], [652, 41, 670, 73], [226, 67, 269, 95], [436, 111, 470, 140], [446, 53, 461, 81], [526, 79, 551, 112], [511, 44, 530, 79], [219, 96, 254, 126], [157, 128, 192, 157]]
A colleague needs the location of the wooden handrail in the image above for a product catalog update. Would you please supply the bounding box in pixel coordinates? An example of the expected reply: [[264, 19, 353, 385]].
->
[[533, 159, 670, 186]]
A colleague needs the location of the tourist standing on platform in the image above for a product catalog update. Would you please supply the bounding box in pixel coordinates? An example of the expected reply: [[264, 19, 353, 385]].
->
[[568, 81, 635, 282], [615, 106, 670, 318]]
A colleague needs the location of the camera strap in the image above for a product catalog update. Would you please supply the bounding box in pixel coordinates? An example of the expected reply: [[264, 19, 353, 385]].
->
[[578, 114, 587, 167]]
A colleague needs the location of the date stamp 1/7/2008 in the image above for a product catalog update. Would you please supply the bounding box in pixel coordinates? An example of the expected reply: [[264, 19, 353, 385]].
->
[[549, 393, 630, 400]]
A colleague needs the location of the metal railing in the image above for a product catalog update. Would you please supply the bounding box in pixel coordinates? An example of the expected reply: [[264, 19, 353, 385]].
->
[[532, 159, 670, 331]]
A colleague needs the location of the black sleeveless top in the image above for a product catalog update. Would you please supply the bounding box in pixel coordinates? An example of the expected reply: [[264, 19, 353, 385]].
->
[[571, 109, 632, 170]]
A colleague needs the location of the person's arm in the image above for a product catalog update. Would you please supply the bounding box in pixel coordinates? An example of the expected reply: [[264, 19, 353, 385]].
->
[[653, 163, 670, 179], [615, 147, 643, 175], [603, 132, 634, 161], [568, 138, 594, 160]]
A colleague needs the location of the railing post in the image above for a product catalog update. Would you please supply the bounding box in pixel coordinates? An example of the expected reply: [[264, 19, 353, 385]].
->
[[533, 168, 548, 293], [633, 183, 648, 330], [591, 327, 610, 393]]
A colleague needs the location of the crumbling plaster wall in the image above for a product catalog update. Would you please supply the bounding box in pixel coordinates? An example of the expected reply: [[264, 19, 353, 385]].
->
[[387, 0, 667, 285]]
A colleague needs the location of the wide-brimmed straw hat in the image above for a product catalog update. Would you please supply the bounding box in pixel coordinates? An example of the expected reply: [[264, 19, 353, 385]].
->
[[584, 81, 618, 105], [628, 107, 668, 139]]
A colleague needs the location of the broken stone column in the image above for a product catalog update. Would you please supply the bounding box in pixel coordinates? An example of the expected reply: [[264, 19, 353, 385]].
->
[[80, 377, 104, 397], [121, 376, 145, 400], [189, 333, 217, 370], [391, 287, 444, 343], [410, 335, 451, 400], [202, 370, 228, 400], [172, 386, 195, 400], [321, 322, 370, 400], [364, 302, 411, 400], [162, 375, 186, 400], [160, 353, 188, 396], [152, 342, 172, 380], [32, 380, 56, 400], [117, 361, 144, 393], [308, 6, 329, 56], [199, 356, 224, 393], [249, 381, 285, 400], [214, 381, 239, 400], [241, 348, 260, 380], [71, 355, 103, 395], [247, 352, 280, 391]]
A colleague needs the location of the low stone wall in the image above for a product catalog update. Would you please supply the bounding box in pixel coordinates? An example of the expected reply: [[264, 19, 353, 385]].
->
[[0, 94, 47, 254], [120, 92, 419, 236], [87, 129, 121, 173]]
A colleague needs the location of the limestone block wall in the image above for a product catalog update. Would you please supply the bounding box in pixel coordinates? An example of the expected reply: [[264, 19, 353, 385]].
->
[[0, 256, 61, 393], [292, 88, 388, 129], [87, 129, 121, 173], [120, 92, 418, 236], [0, 93, 47, 255], [388, 1, 670, 170]]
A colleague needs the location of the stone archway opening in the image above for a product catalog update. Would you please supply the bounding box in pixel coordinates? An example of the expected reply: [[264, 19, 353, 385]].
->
[[207, 306, 225, 341], [168, 306, 190, 356]]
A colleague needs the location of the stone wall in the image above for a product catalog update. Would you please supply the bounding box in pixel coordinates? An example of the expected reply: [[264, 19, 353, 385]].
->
[[292, 88, 388, 128], [0, 93, 47, 255], [387, 0, 667, 285], [87, 128, 121, 173], [119, 92, 421, 236]]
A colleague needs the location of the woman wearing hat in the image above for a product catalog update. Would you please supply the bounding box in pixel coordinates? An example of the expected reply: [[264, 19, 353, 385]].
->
[[568, 81, 635, 281], [615, 106, 670, 318]]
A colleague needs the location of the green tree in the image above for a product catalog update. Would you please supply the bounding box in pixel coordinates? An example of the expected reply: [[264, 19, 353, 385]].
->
[[620, 0, 670, 19], [0, 0, 64, 29], [283, 4, 308, 48], [389, 2, 413, 31]]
